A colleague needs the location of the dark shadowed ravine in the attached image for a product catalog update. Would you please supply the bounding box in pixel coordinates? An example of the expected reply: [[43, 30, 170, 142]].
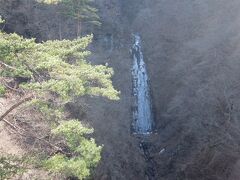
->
[[131, 34, 156, 179]]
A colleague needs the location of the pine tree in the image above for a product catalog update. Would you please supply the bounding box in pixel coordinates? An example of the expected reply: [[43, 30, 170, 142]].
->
[[0, 16, 119, 179], [38, 0, 101, 36], [61, 0, 101, 36], [0, 22, 118, 102]]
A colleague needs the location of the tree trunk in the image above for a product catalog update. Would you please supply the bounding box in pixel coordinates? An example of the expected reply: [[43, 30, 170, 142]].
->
[[76, 11, 81, 37], [77, 20, 82, 37], [59, 16, 62, 40]]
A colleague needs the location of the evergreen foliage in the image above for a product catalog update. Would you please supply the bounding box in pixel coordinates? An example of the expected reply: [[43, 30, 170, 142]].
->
[[0, 17, 5, 24], [0, 84, 6, 96], [61, 0, 101, 25], [45, 120, 102, 179], [60, 0, 101, 36], [38, 0, 101, 36], [0, 29, 119, 101], [0, 16, 119, 179], [0, 155, 27, 179]]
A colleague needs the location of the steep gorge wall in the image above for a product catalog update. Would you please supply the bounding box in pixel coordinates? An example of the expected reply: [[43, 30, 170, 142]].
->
[[2, 0, 240, 179], [130, 0, 240, 179], [70, 0, 240, 178], [94, 0, 240, 179]]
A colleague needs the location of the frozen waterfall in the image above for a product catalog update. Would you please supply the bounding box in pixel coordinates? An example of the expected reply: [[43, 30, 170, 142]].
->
[[132, 35, 153, 134]]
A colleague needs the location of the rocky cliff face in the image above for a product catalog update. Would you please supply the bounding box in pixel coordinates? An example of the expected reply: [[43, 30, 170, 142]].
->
[[93, 0, 240, 179], [129, 0, 240, 179], [2, 0, 240, 179]]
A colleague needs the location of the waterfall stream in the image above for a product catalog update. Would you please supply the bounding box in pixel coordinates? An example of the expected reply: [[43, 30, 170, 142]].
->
[[132, 35, 153, 134]]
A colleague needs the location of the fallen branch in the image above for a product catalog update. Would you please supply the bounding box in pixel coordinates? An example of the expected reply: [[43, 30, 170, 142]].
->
[[3, 119, 26, 136], [2, 118, 66, 154], [0, 95, 33, 122], [2, 80, 23, 93], [0, 61, 17, 70]]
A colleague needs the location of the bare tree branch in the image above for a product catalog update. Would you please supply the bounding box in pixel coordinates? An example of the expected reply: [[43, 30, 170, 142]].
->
[[0, 61, 17, 70], [3, 118, 66, 154]]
